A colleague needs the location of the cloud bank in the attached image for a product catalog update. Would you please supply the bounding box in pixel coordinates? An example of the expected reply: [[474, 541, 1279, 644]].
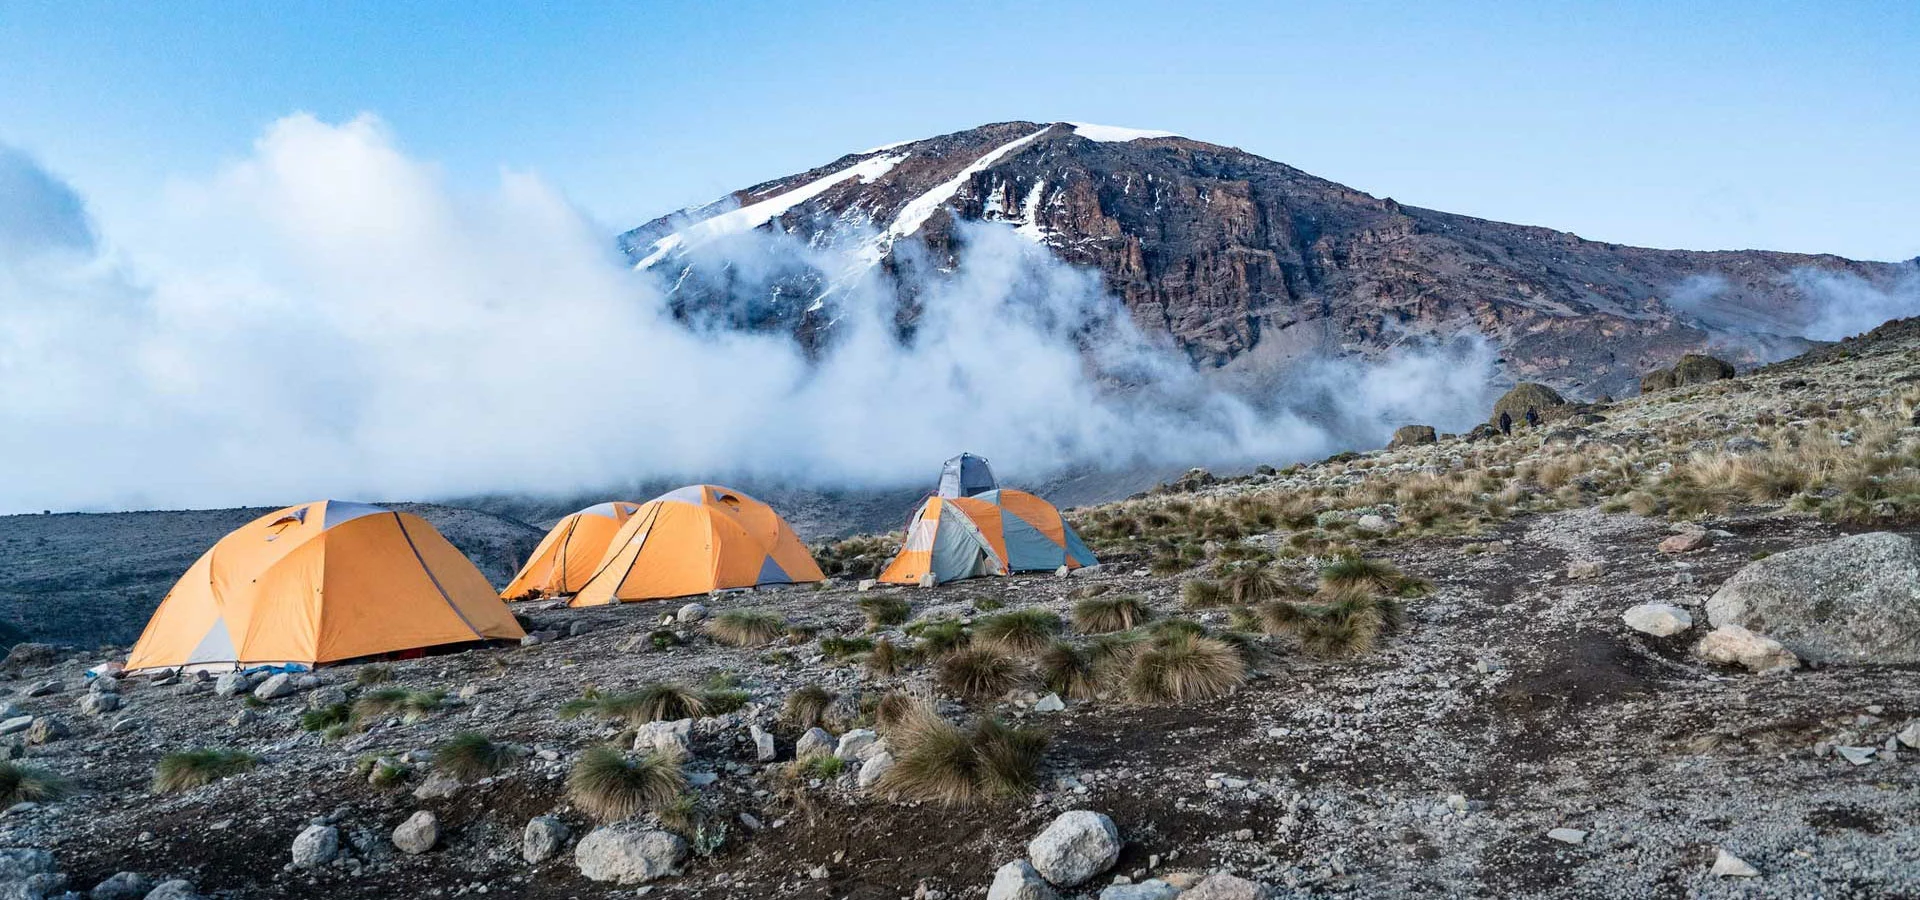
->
[[0, 115, 1498, 514]]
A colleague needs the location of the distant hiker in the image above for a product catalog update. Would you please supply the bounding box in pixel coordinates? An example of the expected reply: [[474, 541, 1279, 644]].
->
[[1499, 411, 1513, 435], [1525, 408, 1540, 429]]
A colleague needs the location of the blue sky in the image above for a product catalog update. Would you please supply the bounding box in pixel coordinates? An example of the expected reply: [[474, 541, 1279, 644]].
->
[[2, 0, 1916, 260]]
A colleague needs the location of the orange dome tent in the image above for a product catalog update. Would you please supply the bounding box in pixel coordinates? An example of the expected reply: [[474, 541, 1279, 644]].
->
[[878, 489, 1096, 586], [571, 485, 825, 606], [125, 501, 525, 673], [501, 501, 642, 600]]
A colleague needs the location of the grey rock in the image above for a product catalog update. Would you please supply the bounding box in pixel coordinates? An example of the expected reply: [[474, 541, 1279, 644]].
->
[[834, 728, 878, 761], [306, 686, 349, 710], [676, 603, 708, 624], [632, 719, 692, 755], [1027, 810, 1121, 887], [411, 772, 462, 800], [212, 673, 248, 698], [0, 717, 31, 736], [1694, 624, 1799, 674], [522, 816, 570, 864], [1707, 532, 1920, 664], [1710, 849, 1760, 878], [1182, 874, 1269, 900], [1034, 693, 1066, 713], [749, 724, 776, 762], [0, 872, 66, 899], [291, 824, 340, 868], [0, 849, 54, 881], [1834, 746, 1876, 766], [1100, 880, 1179, 900], [574, 825, 687, 884], [795, 727, 833, 759], [857, 751, 895, 789], [391, 810, 439, 855], [252, 673, 316, 701], [1621, 603, 1692, 637], [88, 676, 119, 695], [21, 682, 59, 698], [1546, 827, 1587, 844], [987, 860, 1058, 900], [78, 693, 121, 716], [88, 871, 152, 900], [22, 718, 66, 746], [140, 882, 204, 900]]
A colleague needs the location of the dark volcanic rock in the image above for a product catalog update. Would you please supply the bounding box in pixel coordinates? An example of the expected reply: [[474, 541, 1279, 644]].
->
[[1387, 425, 1437, 449], [623, 121, 1917, 397], [1489, 383, 1567, 431]]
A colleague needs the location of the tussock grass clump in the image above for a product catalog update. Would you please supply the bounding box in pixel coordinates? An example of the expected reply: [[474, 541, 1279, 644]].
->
[[299, 702, 351, 732], [857, 595, 911, 629], [352, 688, 445, 726], [559, 683, 708, 725], [707, 609, 787, 647], [354, 664, 393, 686], [154, 749, 258, 793], [1125, 632, 1247, 703], [1072, 595, 1150, 634], [819, 635, 875, 660], [937, 647, 1024, 700], [782, 685, 835, 730], [973, 609, 1061, 654], [906, 618, 971, 656], [1297, 614, 1379, 658], [1086, 632, 1144, 677], [0, 762, 70, 805], [1145, 618, 1207, 641], [872, 690, 917, 732], [1182, 578, 1230, 609], [1318, 554, 1402, 592], [1036, 641, 1100, 700], [435, 732, 516, 780], [866, 638, 903, 677], [792, 754, 846, 779], [1222, 562, 1288, 604], [873, 704, 1047, 806], [567, 746, 687, 823]]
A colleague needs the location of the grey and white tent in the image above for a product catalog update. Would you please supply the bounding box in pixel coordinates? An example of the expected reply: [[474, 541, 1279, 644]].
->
[[937, 452, 998, 498]]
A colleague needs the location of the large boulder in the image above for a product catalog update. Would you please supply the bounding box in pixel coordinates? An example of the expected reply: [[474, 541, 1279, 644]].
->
[[140, 881, 205, 900], [1387, 425, 1437, 450], [1027, 810, 1121, 887], [1672, 354, 1736, 385], [574, 826, 686, 884], [0, 850, 54, 881], [1707, 532, 1920, 664], [1639, 368, 1679, 394], [1488, 383, 1566, 432], [89, 871, 154, 900]]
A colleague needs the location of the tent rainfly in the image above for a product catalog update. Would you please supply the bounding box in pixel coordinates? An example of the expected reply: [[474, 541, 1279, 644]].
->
[[878, 488, 1096, 586], [937, 452, 998, 498], [570, 485, 825, 606], [501, 501, 642, 600], [125, 501, 525, 673]]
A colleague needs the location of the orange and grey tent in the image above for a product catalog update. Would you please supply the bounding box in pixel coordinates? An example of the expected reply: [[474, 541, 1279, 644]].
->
[[570, 485, 825, 606], [501, 501, 641, 600], [877, 489, 1097, 586], [124, 501, 525, 673]]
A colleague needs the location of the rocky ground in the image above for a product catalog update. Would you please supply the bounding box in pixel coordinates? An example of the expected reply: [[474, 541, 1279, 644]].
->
[[2, 323, 1918, 899]]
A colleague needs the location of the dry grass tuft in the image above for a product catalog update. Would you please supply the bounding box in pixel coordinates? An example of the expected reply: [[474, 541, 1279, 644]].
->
[[866, 638, 903, 676], [707, 609, 788, 647], [873, 704, 1047, 807], [937, 647, 1025, 700], [1035, 641, 1100, 700], [567, 745, 687, 823], [857, 596, 911, 629], [781, 685, 835, 730], [972, 609, 1062, 654], [1181, 578, 1230, 609], [434, 732, 516, 780], [1125, 632, 1246, 703], [560, 683, 706, 725], [1071, 595, 1151, 633], [154, 749, 258, 793], [0, 762, 70, 805]]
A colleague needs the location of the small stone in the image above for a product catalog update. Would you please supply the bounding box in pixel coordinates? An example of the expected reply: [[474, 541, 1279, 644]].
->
[[1834, 746, 1876, 766], [143, 880, 207, 900], [1710, 849, 1760, 878], [1566, 560, 1605, 579], [23, 717, 66, 745], [252, 673, 311, 701], [1028, 810, 1122, 887], [392, 810, 439, 855], [1622, 603, 1692, 637], [1898, 721, 1920, 749], [1034, 693, 1066, 713], [1546, 828, 1587, 845], [566, 621, 594, 638], [1100, 880, 1179, 900], [80, 692, 122, 715], [750, 724, 777, 762], [213, 672, 250, 697], [1354, 514, 1395, 534], [292, 823, 341, 868], [987, 859, 1059, 900], [856, 580, 879, 592], [1659, 531, 1712, 554], [412, 772, 462, 800], [795, 727, 834, 759], [1182, 873, 1269, 900], [1694, 624, 1799, 673], [834, 729, 879, 761], [858, 751, 895, 789], [0, 715, 31, 735], [22, 680, 60, 698], [306, 686, 349, 709], [633, 719, 692, 755], [809, 864, 830, 880], [676, 603, 708, 624], [523, 815, 570, 864]]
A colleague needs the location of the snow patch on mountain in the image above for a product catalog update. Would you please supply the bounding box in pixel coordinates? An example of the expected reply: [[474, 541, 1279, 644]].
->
[[635, 152, 906, 268], [1014, 181, 1051, 244], [853, 126, 1052, 267], [1069, 123, 1179, 142]]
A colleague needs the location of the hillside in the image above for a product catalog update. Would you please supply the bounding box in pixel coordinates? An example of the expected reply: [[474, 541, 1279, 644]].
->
[[623, 121, 1915, 398], [2, 321, 1916, 898]]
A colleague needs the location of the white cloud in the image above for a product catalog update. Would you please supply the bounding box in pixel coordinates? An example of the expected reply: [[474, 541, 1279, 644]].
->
[[0, 115, 1500, 514]]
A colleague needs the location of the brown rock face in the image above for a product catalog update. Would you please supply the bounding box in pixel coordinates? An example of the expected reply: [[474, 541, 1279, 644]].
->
[[1387, 425, 1437, 449], [621, 122, 1917, 397]]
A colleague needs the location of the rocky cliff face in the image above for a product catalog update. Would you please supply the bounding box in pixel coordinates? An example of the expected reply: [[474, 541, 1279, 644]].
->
[[621, 122, 1914, 397]]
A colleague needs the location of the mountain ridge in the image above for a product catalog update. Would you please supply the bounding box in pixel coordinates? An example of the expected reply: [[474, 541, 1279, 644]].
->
[[621, 121, 1915, 397]]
